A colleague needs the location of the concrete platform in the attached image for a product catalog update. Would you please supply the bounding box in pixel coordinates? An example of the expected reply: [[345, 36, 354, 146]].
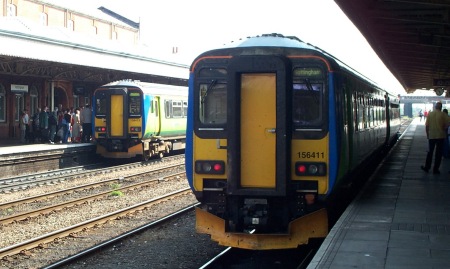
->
[[0, 140, 97, 178], [308, 117, 450, 269]]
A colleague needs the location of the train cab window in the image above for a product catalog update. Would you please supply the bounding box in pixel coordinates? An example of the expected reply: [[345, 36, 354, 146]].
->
[[293, 82, 323, 126], [129, 92, 141, 117], [199, 82, 227, 124], [95, 92, 107, 118]]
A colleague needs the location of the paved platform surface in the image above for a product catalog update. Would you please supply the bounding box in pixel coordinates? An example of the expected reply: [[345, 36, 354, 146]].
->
[[0, 139, 94, 156], [309, 117, 450, 269]]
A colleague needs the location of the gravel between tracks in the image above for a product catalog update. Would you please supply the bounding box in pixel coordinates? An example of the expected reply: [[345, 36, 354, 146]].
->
[[0, 159, 225, 268], [61, 211, 226, 269]]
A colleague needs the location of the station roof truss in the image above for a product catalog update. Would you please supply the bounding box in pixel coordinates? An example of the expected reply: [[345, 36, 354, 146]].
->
[[334, 0, 450, 94]]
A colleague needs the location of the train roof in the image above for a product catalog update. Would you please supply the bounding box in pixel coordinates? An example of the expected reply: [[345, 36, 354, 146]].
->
[[196, 33, 387, 94], [99, 80, 188, 96]]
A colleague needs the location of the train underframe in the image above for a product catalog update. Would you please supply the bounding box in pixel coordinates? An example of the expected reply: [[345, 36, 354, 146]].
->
[[96, 136, 185, 160]]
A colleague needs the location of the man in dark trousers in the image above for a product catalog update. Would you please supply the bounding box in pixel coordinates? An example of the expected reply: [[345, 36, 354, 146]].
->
[[421, 101, 448, 174], [80, 104, 92, 143], [39, 106, 49, 142]]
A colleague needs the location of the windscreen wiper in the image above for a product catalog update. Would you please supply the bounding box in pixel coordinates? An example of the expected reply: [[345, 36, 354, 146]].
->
[[201, 79, 217, 103]]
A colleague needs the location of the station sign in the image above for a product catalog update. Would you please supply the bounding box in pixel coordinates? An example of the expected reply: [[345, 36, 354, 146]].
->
[[433, 79, 450, 87], [11, 84, 28, 93]]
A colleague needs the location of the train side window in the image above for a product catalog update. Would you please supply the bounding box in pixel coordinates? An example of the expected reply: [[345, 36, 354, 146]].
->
[[172, 101, 183, 118], [165, 100, 172, 118], [199, 82, 227, 124], [183, 101, 188, 117]]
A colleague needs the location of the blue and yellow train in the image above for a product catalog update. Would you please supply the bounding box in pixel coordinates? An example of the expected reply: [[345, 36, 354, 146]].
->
[[185, 33, 401, 250], [93, 80, 188, 160]]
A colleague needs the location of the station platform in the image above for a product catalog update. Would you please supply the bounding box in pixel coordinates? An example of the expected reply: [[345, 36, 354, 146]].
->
[[0, 139, 94, 157], [308, 117, 450, 269], [0, 138, 97, 178]]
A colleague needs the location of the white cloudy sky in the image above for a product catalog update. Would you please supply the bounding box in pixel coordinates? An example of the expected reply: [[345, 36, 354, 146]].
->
[[62, 0, 406, 94]]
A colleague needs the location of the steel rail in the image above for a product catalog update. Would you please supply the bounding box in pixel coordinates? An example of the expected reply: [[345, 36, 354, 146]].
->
[[0, 162, 184, 209], [0, 188, 192, 259], [0, 155, 184, 193], [0, 171, 185, 225], [42, 203, 200, 269]]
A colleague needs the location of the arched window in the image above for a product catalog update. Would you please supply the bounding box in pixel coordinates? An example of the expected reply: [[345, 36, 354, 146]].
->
[[0, 85, 5, 122], [15, 93, 24, 122], [73, 94, 80, 109], [30, 86, 39, 116]]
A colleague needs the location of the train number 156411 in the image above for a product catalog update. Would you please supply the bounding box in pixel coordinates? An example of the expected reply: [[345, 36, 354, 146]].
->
[[297, 151, 325, 159]]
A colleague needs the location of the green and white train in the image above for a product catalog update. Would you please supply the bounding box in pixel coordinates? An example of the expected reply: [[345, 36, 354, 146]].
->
[[93, 80, 187, 160]]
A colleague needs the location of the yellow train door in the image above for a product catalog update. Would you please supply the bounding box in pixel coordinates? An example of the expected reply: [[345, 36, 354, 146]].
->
[[227, 55, 288, 196], [240, 74, 276, 188], [110, 94, 124, 137]]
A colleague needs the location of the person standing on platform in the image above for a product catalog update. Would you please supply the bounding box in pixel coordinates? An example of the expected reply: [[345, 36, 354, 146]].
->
[[48, 111, 58, 144], [81, 104, 92, 143], [72, 108, 82, 142], [20, 109, 29, 143], [62, 109, 72, 143], [421, 101, 448, 174], [443, 109, 450, 158], [39, 106, 49, 142], [31, 107, 41, 142]]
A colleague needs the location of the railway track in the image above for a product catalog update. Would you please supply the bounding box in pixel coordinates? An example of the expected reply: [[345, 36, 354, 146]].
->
[[0, 155, 184, 194], [0, 156, 195, 269], [0, 163, 103, 193], [198, 242, 321, 269], [43, 203, 199, 269], [0, 188, 192, 259], [0, 169, 185, 225]]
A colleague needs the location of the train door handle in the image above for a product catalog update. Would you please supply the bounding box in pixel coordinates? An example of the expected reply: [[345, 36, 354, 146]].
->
[[267, 128, 276, 133], [216, 139, 227, 149]]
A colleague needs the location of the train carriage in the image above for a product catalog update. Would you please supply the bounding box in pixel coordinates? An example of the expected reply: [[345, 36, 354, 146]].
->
[[185, 34, 400, 250], [94, 80, 187, 160]]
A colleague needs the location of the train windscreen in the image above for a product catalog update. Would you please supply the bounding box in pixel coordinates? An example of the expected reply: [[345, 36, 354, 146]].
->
[[199, 82, 227, 124], [129, 91, 142, 117], [95, 92, 107, 118], [292, 67, 325, 129]]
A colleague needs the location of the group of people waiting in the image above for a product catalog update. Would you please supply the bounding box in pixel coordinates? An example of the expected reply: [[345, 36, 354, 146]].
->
[[20, 104, 92, 144]]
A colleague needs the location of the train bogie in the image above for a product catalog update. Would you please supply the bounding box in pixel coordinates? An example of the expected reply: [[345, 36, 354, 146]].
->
[[186, 34, 401, 250]]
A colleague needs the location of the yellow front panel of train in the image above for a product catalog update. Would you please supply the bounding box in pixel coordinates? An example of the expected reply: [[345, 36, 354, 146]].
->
[[193, 137, 227, 191], [291, 137, 329, 194], [111, 95, 124, 136], [240, 74, 276, 188]]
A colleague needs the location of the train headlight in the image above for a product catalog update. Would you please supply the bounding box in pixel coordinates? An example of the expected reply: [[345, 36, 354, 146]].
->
[[195, 160, 225, 174], [295, 162, 326, 176], [95, 127, 107, 132], [130, 127, 141, 132]]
